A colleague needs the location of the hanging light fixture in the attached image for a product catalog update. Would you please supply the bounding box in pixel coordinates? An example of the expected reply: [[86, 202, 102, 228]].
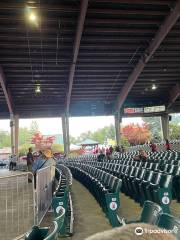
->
[[35, 84, 41, 93], [25, 6, 38, 25], [152, 84, 157, 90], [29, 12, 37, 22]]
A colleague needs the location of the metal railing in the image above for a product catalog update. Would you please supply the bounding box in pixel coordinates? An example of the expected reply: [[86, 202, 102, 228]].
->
[[36, 166, 55, 224], [0, 172, 35, 240]]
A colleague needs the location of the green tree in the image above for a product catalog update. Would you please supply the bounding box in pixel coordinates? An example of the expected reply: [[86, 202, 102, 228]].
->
[[169, 123, 180, 140], [120, 136, 130, 148], [0, 130, 10, 148], [29, 120, 39, 137], [19, 143, 33, 157], [70, 136, 78, 144], [19, 127, 31, 145], [171, 114, 180, 125], [51, 144, 64, 152], [70, 125, 115, 144], [142, 117, 162, 141]]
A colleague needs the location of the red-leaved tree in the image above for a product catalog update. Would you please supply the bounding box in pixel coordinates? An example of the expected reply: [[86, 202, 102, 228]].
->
[[31, 132, 55, 149], [121, 123, 151, 145]]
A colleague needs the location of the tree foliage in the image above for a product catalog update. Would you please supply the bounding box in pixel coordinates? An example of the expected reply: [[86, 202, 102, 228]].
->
[[0, 130, 10, 148], [169, 123, 180, 140], [19, 127, 31, 145], [29, 120, 39, 137], [51, 144, 64, 152], [171, 114, 180, 125], [70, 125, 115, 144], [142, 117, 162, 141], [121, 123, 151, 145]]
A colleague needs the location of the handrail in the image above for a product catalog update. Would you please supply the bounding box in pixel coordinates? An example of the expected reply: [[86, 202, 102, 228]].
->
[[0, 171, 33, 179], [69, 192, 74, 235], [44, 221, 58, 240]]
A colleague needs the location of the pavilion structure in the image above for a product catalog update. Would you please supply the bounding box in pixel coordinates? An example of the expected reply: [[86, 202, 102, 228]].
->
[[0, 0, 180, 154]]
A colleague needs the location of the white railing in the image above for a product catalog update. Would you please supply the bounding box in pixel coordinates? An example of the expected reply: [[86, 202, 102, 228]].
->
[[0, 172, 35, 240], [36, 165, 55, 224]]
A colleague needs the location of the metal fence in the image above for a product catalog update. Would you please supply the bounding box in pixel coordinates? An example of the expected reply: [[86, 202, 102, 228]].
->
[[0, 172, 35, 240], [36, 165, 55, 224]]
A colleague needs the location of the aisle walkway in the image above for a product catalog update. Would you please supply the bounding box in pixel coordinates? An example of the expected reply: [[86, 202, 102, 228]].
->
[[65, 179, 111, 240]]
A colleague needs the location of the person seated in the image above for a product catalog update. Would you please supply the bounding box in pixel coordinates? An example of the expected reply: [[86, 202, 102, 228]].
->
[[121, 145, 125, 153], [150, 142, 158, 152], [109, 145, 114, 155], [165, 139, 171, 151], [134, 150, 148, 162], [115, 145, 120, 152], [85, 223, 175, 240], [97, 151, 105, 162]]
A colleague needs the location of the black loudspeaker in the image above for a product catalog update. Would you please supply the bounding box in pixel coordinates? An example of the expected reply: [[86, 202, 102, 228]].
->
[[169, 115, 172, 121]]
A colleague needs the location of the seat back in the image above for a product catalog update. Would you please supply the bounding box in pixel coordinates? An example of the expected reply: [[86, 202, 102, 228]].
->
[[151, 172, 161, 184], [172, 165, 180, 176], [143, 170, 153, 182], [136, 168, 146, 180], [54, 206, 65, 233], [159, 174, 172, 188], [140, 201, 163, 225], [44, 221, 58, 240], [25, 226, 49, 240], [112, 178, 122, 193], [157, 213, 180, 239]]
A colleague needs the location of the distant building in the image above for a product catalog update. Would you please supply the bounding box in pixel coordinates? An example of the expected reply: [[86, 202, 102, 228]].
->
[[44, 134, 63, 145]]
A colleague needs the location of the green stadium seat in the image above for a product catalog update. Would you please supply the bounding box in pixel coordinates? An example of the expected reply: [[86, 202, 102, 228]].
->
[[140, 201, 163, 224], [157, 213, 180, 239], [25, 221, 58, 240], [25, 226, 49, 240], [53, 206, 65, 235], [44, 222, 58, 240]]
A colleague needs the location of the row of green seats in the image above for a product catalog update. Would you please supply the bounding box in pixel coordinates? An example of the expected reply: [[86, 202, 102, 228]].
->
[[25, 207, 65, 240], [68, 163, 122, 227], [52, 166, 73, 237], [100, 163, 174, 213]]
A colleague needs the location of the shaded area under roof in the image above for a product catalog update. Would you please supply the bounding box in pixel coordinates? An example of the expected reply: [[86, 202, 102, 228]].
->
[[0, 0, 180, 118]]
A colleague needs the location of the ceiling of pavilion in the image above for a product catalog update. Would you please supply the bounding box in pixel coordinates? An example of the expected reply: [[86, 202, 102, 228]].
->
[[0, 0, 180, 118]]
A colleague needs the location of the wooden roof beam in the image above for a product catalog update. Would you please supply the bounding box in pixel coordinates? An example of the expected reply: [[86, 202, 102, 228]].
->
[[66, 0, 89, 112], [0, 65, 14, 115], [167, 83, 180, 109], [117, 0, 180, 111]]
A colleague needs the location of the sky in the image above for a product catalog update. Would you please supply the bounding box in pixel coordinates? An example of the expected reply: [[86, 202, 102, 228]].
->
[[0, 116, 143, 137]]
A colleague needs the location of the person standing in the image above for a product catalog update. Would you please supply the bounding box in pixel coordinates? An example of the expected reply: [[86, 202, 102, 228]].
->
[[9, 154, 17, 171], [32, 149, 55, 188], [165, 139, 171, 151], [27, 147, 33, 172]]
